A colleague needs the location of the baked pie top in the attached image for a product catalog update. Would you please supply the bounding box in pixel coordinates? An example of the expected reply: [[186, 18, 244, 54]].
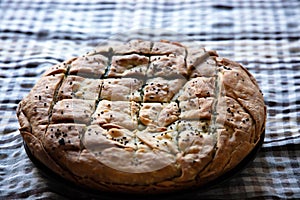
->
[[17, 40, 266, 193]]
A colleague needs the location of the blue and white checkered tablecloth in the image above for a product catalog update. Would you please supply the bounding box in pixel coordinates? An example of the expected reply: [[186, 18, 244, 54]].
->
[[0, 0, 299, 199]]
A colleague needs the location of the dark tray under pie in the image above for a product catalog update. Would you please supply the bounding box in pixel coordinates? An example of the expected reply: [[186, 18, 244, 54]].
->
[[23, 131, 265, 200]]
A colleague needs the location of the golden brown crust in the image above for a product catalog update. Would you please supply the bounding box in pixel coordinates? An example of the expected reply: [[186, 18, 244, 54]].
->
[[17, 39, 266, 193], [21, 130, 77, 183], [109, 54, 149, 77], [148, 54, 187, 77], [69, 54, 108, 78], [100, 78, 143, 101], [139, 102, 179, 127], [58, 76, 102, 100]]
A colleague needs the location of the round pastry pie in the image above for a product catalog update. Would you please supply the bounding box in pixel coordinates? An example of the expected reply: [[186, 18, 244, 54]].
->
[[17, 40, 266, 194]]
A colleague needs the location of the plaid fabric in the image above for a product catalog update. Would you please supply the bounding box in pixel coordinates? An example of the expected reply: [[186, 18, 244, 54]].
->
[[1, 0, 299, 199]]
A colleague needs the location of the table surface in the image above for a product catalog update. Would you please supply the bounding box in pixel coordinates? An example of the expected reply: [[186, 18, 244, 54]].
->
[[0, 0, 299, 199]]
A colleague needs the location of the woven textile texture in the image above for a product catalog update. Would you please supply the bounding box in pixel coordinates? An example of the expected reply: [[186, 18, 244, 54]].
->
[[0, 0, 299, 199]]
